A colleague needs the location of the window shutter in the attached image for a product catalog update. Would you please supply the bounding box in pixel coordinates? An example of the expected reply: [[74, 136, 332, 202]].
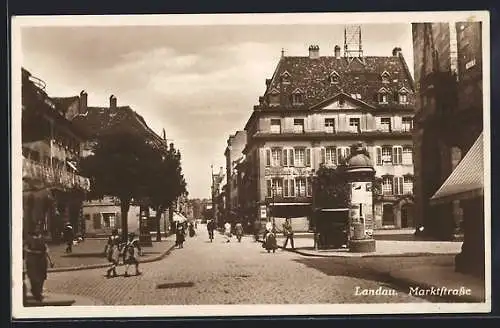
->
[[115, 213, 121, 228], [283, 149, 288, 166], [266, 180, 272, 198], [398, 147, 403, 165], [321, 148, 326, 164], [307, 177, 312, 197], [337, 148, 343, 163], [266, 149, 271, 166], [289, 149, 295, 166], [290, 179, 295, 197], [279, 149, 283, 166], [346, 147, 351, 158], [392, 147, 398, 164], [376, 147, 382, 165], [306, 148, 311, 166], [284, 179, 289, 197]]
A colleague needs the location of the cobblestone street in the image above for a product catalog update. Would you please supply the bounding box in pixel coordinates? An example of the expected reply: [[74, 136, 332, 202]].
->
[[40, 226, 443, 305]]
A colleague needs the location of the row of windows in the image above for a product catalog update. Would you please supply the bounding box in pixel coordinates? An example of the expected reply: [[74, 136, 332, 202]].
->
[[84, 212, 118, 230], [265, 146, 413, 167], [269, 92, 409, 106], [381, 176, 413, 196], [266, 177, 313, 198], [269, 117, 413, 134]]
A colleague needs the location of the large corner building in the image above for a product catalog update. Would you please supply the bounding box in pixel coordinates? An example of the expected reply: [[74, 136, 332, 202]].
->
[[239, 44, 417, 232]]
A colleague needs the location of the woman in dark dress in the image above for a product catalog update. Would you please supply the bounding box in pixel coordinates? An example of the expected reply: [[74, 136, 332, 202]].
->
[[24, 228, 53, 301], [175, 223, 186, 248]]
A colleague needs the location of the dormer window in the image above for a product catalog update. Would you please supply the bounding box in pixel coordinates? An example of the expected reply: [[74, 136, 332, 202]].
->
[[378, 88, 389, 104], [292, 89, 304, 105], [398, 87, 409, 104], [381, 71, 391, 83], [268, 88, 280, 106], [281, 71, 291, 84], [330, 71, 340, 84]]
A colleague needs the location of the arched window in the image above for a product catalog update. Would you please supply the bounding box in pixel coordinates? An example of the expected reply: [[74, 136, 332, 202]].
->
[[381, 71, 391, 83]]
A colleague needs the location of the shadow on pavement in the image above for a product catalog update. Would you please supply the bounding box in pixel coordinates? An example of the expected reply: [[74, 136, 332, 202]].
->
[[61, 251, 162, 258], [293, 256, 458, 303]]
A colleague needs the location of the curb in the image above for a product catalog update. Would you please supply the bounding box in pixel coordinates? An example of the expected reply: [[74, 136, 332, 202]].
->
[[47, 241, 177, 273], [257, 239, 458, 258]]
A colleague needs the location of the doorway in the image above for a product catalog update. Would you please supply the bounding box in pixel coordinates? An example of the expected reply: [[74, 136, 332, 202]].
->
[[382, 204, 394, 226]]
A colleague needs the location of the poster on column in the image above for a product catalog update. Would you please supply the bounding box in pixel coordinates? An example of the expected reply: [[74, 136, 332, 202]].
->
[[351, 182, 372, 205]]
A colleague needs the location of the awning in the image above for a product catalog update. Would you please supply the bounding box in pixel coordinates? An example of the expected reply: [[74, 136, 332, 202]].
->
[[320, 208, 350, 212], [173, 212, 187, 223], [430, 133, 484, 205]]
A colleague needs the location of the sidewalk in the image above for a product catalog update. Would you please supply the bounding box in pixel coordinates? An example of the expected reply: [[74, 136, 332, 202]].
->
[[260, 235, 462, 257], [44, 234, 176, 272]]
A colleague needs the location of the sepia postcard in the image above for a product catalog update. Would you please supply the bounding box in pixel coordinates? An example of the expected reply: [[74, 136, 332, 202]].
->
[[11, 11, 491, 318]]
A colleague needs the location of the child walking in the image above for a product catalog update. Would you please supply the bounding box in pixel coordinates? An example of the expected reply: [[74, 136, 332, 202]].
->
[[123, 233, 142, 277]]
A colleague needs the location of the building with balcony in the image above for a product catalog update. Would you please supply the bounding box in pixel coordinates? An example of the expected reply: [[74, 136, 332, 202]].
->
[[69, 94, 171, 235], [412, 22, 484, 276], [22, 68, 90, 241], [240, 45, 416, 232], [224, 131, 247, 223]]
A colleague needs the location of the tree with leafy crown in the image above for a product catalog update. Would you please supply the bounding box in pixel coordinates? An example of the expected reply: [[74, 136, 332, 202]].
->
[[147, 143, 187, 241], [79, 132, 163, 240]]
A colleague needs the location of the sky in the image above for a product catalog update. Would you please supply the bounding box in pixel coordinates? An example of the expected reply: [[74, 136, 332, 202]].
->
[[21, 22, 413, 199]]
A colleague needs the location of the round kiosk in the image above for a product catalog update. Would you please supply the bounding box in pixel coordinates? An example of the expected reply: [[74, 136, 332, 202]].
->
[[345, 143, 376, 253]]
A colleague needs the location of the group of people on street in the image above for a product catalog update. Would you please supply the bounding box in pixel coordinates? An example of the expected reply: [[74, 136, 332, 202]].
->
[[104, 229, 143, 278], [175, 221, 198, 248]]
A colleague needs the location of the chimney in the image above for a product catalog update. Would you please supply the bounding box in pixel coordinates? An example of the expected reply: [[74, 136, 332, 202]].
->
[[334, 45, 341, 59], [109, 95, 117, 109], [308, 45, 320, 59], [79, 90, 87, 114], [392, 47, 402, 57]]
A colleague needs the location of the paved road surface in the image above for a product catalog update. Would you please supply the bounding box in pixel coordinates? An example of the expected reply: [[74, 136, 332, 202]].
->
[[43, 226, 433, 305]]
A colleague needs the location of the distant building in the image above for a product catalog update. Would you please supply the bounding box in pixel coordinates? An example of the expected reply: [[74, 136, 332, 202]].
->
[[224, 131, 247, 222], [22, 68, 90, 241], [412, 22, 484, 277], [240, 44, 416, 232]]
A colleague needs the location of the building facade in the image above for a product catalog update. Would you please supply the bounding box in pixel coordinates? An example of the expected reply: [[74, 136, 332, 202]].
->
[[224, 130, 247, 222], [412, 22, 483, 240], [22, 68, 90, 241], [240, 45, 416, 232]]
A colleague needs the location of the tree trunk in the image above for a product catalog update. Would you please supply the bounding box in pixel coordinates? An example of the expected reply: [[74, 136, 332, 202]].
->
[[120, 198, 130, 241], [155, 205, 162, 241], [169, 202, 175, 234]]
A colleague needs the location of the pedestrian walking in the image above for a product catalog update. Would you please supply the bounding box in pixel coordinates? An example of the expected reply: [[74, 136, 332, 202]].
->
[[23, 227, 54, 302], [104, 229, 121, 278], [235, 221, 243, 242], [122, 232, 142, 277], [282, 217, 295, 250], [224, 221, 232, 243], [207, 219, 215, 242], [63, 222, 74, 253], [176, 223, 186, 248]]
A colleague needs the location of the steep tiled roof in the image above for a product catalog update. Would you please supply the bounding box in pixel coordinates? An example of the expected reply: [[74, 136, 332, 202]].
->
[[72, 106, 168, 152], [260, 54, 415, 111], [52, 96, 80, 115]]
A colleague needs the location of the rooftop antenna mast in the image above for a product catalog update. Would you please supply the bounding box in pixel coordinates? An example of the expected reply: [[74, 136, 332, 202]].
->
[[344, 25, 363, 62]]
